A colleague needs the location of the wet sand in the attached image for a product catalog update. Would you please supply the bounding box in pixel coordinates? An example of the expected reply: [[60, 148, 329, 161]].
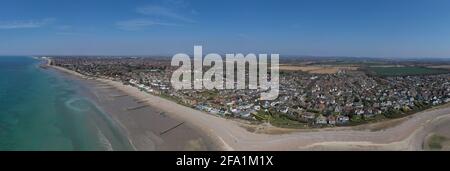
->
[[50, 66, 218, 151], [84, 79, 218, 151]]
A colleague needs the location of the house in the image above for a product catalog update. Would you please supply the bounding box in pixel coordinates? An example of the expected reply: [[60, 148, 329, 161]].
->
[[355, 109, 364, 115], [336, 115, 350, 125], [254, 105, 261, 111], [300, 112, 316, 122], [280, 107, 289, 114], [327, 115, 337, 125], [315, 115, 327, 125], [334, 106, 342, 113]]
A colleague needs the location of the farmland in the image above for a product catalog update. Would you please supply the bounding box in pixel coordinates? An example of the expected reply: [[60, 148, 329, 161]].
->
[[367, 66, 449, 76], [279, 65, 359, 74]]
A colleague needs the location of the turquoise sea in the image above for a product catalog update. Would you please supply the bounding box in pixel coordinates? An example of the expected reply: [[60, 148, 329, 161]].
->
[[0, 56, 133, 151]]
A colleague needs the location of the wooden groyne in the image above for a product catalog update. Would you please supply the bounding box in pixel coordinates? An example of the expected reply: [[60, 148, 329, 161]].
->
[[135, 99, 149, 104], [160, 122, 185, 136], [111, 94, 128, 98], [126, 105, 149, 111], [97, 85, 114, 89]]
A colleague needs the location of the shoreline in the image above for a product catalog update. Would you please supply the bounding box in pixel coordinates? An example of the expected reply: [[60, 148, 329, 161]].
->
[[47, 60, 450, 151], [49, 63, 219, 151]]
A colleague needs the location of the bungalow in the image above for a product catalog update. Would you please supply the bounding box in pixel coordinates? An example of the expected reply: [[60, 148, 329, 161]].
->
[[280, 107, 289, 114], [315, 115, 328, 125], [301, 112, 316, 121], [129, 79, 138, 85], [209, 109, 220, 115], [254, 105, 261, 111], [334, 106, 342, 113], [336, 115, 350, 125], [355, 109, 365, 115], [240, 110, 254, 118], [327, 115, 337, 125]]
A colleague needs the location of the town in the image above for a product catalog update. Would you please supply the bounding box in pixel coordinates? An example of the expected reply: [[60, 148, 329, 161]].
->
[[48, 56, 450, 128]]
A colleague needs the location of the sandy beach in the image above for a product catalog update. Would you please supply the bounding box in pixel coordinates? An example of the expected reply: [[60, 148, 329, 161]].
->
[[49, 62, 450, 151], [50, 64, 218, 151]]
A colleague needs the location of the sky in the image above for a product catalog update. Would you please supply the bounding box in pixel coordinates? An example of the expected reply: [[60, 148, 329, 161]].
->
[[1, 0, 450, 58]]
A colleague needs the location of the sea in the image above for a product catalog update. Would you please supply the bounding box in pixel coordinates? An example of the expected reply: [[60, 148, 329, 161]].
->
[[0, 56, 134, 151]]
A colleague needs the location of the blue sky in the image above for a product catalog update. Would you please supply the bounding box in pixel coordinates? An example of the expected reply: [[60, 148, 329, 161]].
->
[[1, 0, 450, 58]]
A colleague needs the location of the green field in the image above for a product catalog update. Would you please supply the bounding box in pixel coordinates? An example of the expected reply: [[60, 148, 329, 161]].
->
[[368, 66, 449, 76], [253, 111, 308, 129]]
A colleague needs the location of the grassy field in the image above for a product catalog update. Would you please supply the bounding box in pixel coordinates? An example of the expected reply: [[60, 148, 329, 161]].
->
[[253, 111, 308, 129], [368, 66, 449, 76], [280, 65, 359, 74]]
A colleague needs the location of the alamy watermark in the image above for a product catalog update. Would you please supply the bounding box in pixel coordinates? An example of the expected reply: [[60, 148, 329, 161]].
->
[[170, 46, 279, 100]]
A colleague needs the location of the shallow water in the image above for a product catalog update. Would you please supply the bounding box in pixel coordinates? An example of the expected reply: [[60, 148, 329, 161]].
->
[[0, 56, 133, 151]]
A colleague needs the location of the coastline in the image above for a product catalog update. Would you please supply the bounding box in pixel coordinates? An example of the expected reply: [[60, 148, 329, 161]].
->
[[49, 63, 219, 151], [47, 60, 450, 151]]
